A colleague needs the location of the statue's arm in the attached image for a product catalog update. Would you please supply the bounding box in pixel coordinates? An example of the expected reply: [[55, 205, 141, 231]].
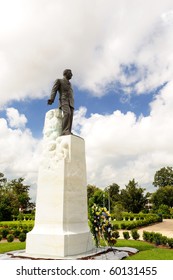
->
[[48, 79, 60, 105]]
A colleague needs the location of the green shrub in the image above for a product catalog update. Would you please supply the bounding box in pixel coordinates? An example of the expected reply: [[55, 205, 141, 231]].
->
[[131, 229, 140, 240], [21, 228, 29, 234], [148, 232, 155, 243], [161, 235, 168, 246], [143, 231, 168, 247], [1, 228, 10, 238], [113, 230, 120, 239], [143, 231, 150, 242], [13, 229, 21, 238], [120, 223, 127, 229], [167, 238, 173, 248], [18, 232, 26, 242], [7, 234, 14, 242], [153, 233, 163, 245], [27, 224, 34, 232], [123, 231, 130, 240], [126, 222, 137, 230], [113, 224, 119, 230], [0, 234, 2, 241]]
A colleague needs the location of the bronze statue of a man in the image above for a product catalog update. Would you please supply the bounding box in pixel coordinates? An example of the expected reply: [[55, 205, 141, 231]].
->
[[47, 69, 74, 136]]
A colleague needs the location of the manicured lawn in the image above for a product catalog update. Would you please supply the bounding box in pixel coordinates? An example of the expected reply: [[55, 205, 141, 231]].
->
[[0, 242, 25, 254], [127, 247, 173, 260], [116, 239, 173, 260]]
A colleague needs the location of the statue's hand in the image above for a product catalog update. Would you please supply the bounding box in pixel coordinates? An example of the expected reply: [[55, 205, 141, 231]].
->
[[47, 99, 53, 105]]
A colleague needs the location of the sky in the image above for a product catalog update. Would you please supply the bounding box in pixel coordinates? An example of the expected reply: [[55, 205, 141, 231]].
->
[[0, 0, 173, 201]]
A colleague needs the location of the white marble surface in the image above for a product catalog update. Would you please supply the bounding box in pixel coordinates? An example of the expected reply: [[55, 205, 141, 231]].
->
[[26, 110, 93, 257]]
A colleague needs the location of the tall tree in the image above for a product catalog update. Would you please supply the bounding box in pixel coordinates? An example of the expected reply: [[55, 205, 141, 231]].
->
[[0, 174, 34, 221], [153, 166, 173, 188], [104, 183, 120, 211], [87, 184, 99, 202], [151, 186, 173, 208], [8, 178, 30, 210], [88, 188, 107, 209], [120, 179, 149, 213]]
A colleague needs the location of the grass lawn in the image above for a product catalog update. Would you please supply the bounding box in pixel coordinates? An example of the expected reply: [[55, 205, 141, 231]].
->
[[116, 239, 173, 260], [0, 242, 25, 254]]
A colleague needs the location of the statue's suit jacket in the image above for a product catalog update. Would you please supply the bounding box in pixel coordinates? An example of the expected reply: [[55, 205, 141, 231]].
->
[[50, 77, 74, 109]]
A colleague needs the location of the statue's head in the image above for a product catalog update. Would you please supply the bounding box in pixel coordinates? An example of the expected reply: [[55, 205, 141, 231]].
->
[[63, 69, 73, 80]]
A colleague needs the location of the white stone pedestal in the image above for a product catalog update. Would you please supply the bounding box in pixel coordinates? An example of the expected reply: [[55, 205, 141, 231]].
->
[[26, 110, 93, 258]]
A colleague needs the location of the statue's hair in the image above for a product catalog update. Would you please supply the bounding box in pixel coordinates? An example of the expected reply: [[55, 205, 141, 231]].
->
[[63, 69, 72, 76]]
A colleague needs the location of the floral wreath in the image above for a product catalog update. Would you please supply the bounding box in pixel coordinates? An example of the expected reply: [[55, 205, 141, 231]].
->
[[89, 204, 117, 247]]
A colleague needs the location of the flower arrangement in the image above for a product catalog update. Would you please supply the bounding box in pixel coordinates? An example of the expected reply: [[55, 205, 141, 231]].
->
[[89, 204, 117, 247]]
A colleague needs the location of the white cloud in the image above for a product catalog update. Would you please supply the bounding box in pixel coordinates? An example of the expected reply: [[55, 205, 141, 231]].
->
[[0, 108, 41, 200], [6, 107, 27, 128], [0, 0, 173, 105], [73, 81, 173, 191]]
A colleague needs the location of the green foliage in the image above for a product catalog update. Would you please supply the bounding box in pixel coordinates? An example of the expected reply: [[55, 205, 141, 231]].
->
[[6, 234, 14, 242], [153, 233, 163, 245], [167, 238, 173, 248], [112, 223, 119, 230], [120, 179, 149, 213], [153, 166, 173, 188], [104, 183, 121, 211], [88, 188, 107, 209], [112, 203, 124, 221], [113, 213, 162, 230], [87, 185, 100, 202], [0, 234, 2, 241], [0, 172, 35, 221], [143, 231, 172, 248], [0, 227, 10, 238], [131, 229, 140, 240], [18, 232, 26, 242], [123, 231, 130, 240], [0, 221, 34, 242], [13, 229, 21, 238], [114, 230, 120, 239], [157, 204, 170, 215], [151, 186, 173, 208]]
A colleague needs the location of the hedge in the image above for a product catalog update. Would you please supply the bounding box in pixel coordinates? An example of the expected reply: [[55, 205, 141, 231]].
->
[[143, 231, 173, 248], [0, 223, 33, 242], [113, 214, 162, 230]]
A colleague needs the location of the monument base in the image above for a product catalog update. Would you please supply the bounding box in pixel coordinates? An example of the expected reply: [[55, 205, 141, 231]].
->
[[26, 124, 94, 257], [26, 230, 93, 257], [8, 247, 138, 260]]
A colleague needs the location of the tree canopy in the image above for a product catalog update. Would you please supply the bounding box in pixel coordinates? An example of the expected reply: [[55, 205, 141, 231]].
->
[[153, 166, 173, 188], [151, 185, 173, 208], [0, 173, 34, 221], [120, 179, 149, 213]]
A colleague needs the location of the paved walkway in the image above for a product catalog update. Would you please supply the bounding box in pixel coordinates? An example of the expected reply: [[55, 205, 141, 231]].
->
[[119, 219, 173, 239]]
